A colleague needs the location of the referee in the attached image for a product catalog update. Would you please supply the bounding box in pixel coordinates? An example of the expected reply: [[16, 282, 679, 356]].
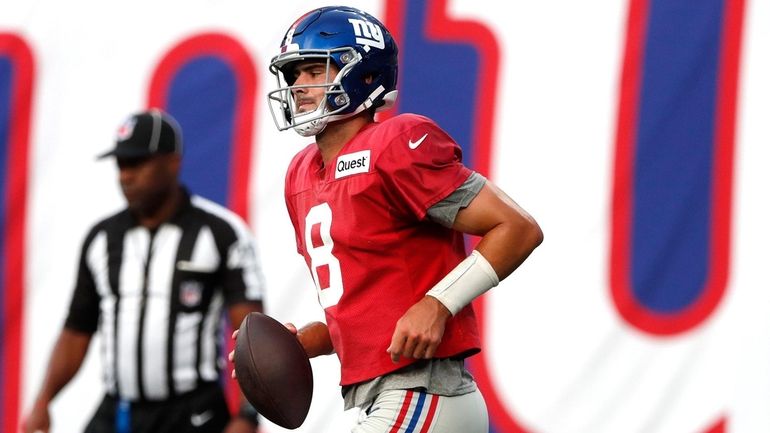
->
[[23, 109, 264, 433]]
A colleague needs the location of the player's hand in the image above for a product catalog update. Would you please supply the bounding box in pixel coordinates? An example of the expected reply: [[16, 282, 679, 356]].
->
[[223, 417, 258, 433], [229, 329, 239, 379], [22, 401, 51, 433], [285, 322, 298, 335], [387, 296, 452, 363], [289, 321, 334, 358]]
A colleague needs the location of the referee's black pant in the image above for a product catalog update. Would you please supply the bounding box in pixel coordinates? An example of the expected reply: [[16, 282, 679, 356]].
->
[[84, 382, 231, 433]]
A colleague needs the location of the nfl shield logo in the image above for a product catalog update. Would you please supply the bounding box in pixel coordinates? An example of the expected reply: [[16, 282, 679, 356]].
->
[[180, 280, 203, 307], [116, 117, 137, 141]]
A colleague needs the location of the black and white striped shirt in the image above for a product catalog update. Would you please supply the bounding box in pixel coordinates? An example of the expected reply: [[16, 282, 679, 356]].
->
[[65, 190, 264, 401]]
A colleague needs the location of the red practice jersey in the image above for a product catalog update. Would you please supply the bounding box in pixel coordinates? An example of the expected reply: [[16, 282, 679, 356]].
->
[[284, 113, 481, 385]]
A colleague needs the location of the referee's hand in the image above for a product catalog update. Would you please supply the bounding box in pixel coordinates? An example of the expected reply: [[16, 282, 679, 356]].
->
[[21, 400, 51, 433]]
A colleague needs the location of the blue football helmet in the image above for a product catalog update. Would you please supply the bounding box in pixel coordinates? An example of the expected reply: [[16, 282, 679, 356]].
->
[[268, 6, 399, 136]]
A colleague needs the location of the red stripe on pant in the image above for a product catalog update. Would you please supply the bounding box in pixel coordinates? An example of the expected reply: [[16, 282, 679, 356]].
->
[[418, 394, 440, 433], [388, 390, 415, 433]]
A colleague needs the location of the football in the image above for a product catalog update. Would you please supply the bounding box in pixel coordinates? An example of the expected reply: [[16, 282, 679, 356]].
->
[[233, 312, 313, 429]]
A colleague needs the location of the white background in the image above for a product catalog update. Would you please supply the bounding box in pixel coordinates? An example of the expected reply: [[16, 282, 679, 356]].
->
[[2, 0, 769, 432]]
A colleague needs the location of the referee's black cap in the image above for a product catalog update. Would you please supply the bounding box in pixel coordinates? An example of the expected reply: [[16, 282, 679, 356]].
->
[[98, 109, 183, 159]]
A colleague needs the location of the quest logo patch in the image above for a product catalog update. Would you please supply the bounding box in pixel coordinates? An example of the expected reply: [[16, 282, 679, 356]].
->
[[334, 150, 370, 179]]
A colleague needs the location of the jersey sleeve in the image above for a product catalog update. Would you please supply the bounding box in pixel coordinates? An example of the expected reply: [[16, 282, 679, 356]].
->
[[427, 171, 487, 228], [222, 223, 265, 305], [377, 118, 473, 220], [64, 232, 101, 334]]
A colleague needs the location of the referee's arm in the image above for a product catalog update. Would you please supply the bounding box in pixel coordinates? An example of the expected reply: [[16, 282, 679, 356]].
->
[[23, 329, 92, 433], [23, 236, 99, 433], [228, 301, 263, 330], [224, 239, 264, 429], [221, 222, 265, 429]]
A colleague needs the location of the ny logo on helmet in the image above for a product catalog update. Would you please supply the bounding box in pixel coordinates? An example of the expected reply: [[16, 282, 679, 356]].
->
[[347, 18, 384, 51], [282, 27, 295, 47]]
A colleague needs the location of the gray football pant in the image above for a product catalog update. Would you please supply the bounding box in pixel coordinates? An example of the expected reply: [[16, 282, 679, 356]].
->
[[352, 388, 488, 433]]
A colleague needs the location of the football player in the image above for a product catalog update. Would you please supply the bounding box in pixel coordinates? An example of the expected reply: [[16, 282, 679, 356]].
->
[[267, 6, 542, 432]]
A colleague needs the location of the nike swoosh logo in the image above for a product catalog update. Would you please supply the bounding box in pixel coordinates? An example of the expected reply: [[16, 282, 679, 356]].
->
[[408, 133, 428, 149], [191, 410, 214, 427]]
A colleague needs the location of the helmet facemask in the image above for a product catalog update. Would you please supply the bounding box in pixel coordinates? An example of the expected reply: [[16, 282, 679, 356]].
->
[[269, 6, 399, 137], [268, 48, 361, 137]]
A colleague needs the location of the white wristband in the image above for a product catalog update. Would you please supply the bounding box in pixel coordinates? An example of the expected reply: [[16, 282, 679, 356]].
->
[[426, 250, 500, 315]]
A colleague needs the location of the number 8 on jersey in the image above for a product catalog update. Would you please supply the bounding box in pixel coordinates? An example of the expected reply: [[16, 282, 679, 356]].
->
[[305, 203, 343, 308]]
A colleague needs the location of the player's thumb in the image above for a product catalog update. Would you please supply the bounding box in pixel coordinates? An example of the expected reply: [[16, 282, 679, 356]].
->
[[284, 322, 298, 335]]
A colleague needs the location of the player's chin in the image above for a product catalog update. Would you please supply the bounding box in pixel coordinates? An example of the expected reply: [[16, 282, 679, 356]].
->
[[296, 104, 316, 113]]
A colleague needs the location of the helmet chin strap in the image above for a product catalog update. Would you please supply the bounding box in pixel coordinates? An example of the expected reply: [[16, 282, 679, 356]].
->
[[291, 99, 330, 136], [291, 84, 386, 137], [293, 116, 329, 137]]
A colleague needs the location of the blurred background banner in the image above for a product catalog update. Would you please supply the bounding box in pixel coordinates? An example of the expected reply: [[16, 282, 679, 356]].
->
[[2, 0, 769, 432]]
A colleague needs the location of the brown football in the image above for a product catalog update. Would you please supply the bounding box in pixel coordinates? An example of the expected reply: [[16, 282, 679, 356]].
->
[[233, 312, 313, 429]]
